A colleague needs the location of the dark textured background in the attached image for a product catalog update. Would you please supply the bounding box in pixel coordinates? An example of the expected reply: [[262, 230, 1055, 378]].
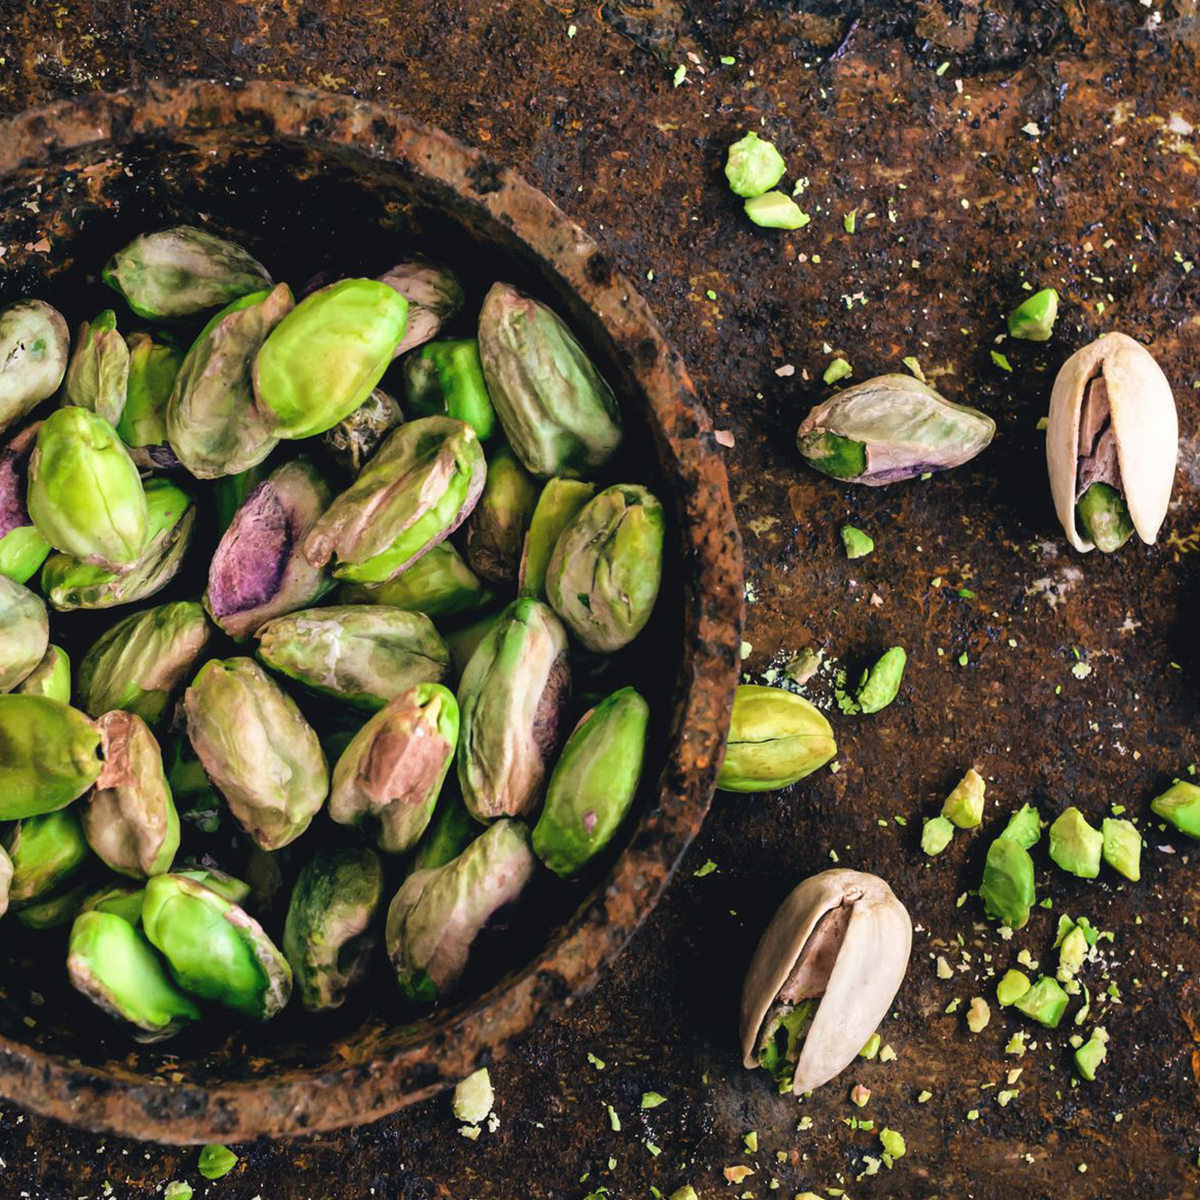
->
[[2, 1, 1200, 1197]]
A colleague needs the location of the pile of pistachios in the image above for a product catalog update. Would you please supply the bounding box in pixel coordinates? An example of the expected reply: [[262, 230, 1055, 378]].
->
[[0, 225, 664, 1038]]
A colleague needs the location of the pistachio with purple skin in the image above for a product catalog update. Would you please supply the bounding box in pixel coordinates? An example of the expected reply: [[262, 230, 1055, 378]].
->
[[378, 259, 466, 357], [0, 423, 50, 584], [0, 299, 69, 435]]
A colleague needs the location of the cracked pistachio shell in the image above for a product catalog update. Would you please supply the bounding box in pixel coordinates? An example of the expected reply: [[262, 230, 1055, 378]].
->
[[379, 260, 465, 356], [256, 605, 450, 711], [403, 339, 496, 440], [78, 600, 212, 728], [330, 683, 459, 853], [797, 374, 995, 486], [518, 478, 596, 601], [385, 817, 536, 1003], [166, 284, 291, 479], [303, 416, 486, 584], [83, 711, 180, 878], [15, 643, 70, 703], [340, 541, 493, 620], [63, 310, 130, 427], [142, 873, 292, 1020], [68, 910, 201, 1040], [116, 332, 183, 458], [5, 807, 91, 906], [410, 788, 480, 874], [41, 477, 195, 611], [1046, 332, 1177, 552], [0, 300, 69, 434], [27, 407, 148, 570], [456, 599, 571, 821], [546, 485, 664, 653], [0, 423, 51, 584], [322, 387, 404, 474], [0, 695, 103, 818], [283, 846, 385, 1012], [205, 459, 332, 639], [464, 441, 539, 586], [718, 685, 837, 793], [0, 573, 49, 692], [102, 225, 272, 320], [184, 657, 329, 851], [254, 279, 408, 439], [532, 686, 649, 877], [740, 869, 912, 1095], [477, 283, 622, 479]]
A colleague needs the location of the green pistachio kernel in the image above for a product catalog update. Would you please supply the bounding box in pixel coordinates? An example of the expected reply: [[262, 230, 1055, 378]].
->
[[1048, 807, 1103, 878], [725, 132, 787, 198], [1007, 287, 1059, 342]]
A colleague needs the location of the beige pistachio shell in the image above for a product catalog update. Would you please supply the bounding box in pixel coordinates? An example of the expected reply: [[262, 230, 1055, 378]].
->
[[1046, 332, 1177, 552], [739, 868, 911, 1095]]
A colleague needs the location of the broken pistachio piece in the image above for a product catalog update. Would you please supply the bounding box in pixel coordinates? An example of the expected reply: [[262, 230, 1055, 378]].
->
[[404, 339, 496, 439], [980, 835, 1035, 929], [740, 869, 912, 1095], [1075, 1027, 1108, 1081], [1046, 331, 1177, 552], [0, 573, 49, 693], [1057, 923, 1088, 982], [532, 686, 649, 877], [0, 695, 103, 818], [1048, 807, 1103, 879], [321, 387, 404, 474], [921, 816, 955, 856], [464, 441, 539, 586], [0, 300, 70, 434], [386, 818, 536, 1003], [103, 225, 272, 319], [142, 872, 292, 1019], [1013, 975, 1069, 1028], [725, 132, 786, 198], [718, 684, 836, 793], [453, 1068, 494, 1125], [68, 910, 201, 1039], [941, 768, 985, 829], [996, 969, 1032, 1007], [0, 423, 51, 584], [477, 283, 622, 479], [197, 1145, 238, 1181], [304, 416, 486, 584], [410, 789, 480, 874], [856, 646, 907, 715], [15, 643, 69, 703], [1150, 780, 1200, 839], [456, 599, 570, 821], [519, 478, 596, 600], [378, 259, 466, 357], [283, 846, 385, 1012], [341, 542, 493, 620], [840, 525, 874, 559], [5, 808, 91, 905], [1101, 817, 1142, 881], [797, 375, 995, 486], [63, 310, 130, 426], [1008, 287, 1059, 342], [1002, 803, 1042, 849], [116, 332, 183, 462], [744, 191, 808, 230]]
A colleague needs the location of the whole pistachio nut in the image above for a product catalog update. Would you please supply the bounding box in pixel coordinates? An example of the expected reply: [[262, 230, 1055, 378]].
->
[[174, 866, 252, 906], [404, 339, 497, 439], [0, 300, 69, 434], [282, 845, 385, 1011], [116, 332, 183, 462], [980, 835, 1035, 929], [740, 869, 912, 1095], [78, 600, 212, 728], [102, 225, 272, 320], [464, 441, 539, 586], [303, 416, 486, 584], [0, 423, 51, 584], [518, 478, 596, 600], [379, 259, 466, 356], [340, 541, 493, 620], [142, 872, 292, 1019], [456, 598, 570, 821], [205, 459, 332, 639], [166, 284, 292, 479], [80, 882, 147, 926], [796, 374, 996, 485], [256, 605, 450, 711], [532, 686, 649, 877], [0, 695, 103, 818], [41, 477, 196, 611], [5, 807, 91, 906], [330, 683, 459, 853], [184, 657, 329, 851], [15, 643, 70, 703], [83, 710, 180, 878], [0, 573, 49, 693], [410, 788, 481, 874], [254, 278, 408, 439], [718, 685, 837, 793], [546, 484, 665, 653], [1046, 332, 1177, 552], [68, 910, 201, 1039], [63, 310, 131, 426], [477, 283, 622, 478], [385, 817, 536, 1003], [322, 387, 404, 474], [0, 845, 12, 918]]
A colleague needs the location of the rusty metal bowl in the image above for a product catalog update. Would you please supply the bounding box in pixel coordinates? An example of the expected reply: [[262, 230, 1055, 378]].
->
[[0, 80, 743, 1143]]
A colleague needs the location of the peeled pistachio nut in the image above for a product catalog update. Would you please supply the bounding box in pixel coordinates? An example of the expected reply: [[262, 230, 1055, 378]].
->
[[63, 310, 130, 426], [477, 283, 622, 479], [1008, 287, 1059, 342], [0, 300, 69, 433], [15, 643, 69, 703], [0, 695, 103, 818], [102, 225, 272, 319], [1046, 332, 1177, 552], [1151, 780, 1200, 839], [1048, 807, 1103, 878], [341, 542, 493, 620], [1101, 817, 1142, 881], [797, 375, 995, 485], [321, 387, 404, 474], [740, 869, 912, 1095], [378, 259, 466, 357], [254, 279, 408, 439], [0, 573, 49, 693], [330, 683, 459, 853], [980, 835, 1035, 929], [718, 684, 836, 793], [385, 818, 536, 1003], [78, 600, 212, 728], [27, 406, 148, 571], [5, 808, 91, 905], [410, 788, 480, 874], [456, 598, 570, 821], [403, 339, 496, 440], [282, 846, 385, 1011], [303, 416, 486, 584], [205, 459, 332, 639], [0, 423, 51, 584], [532, 686, 649, 877], [546, 484, 665, 653], [142, 872, 292, 1020], [116, 332, 183, 462], [941, 768, 985, 829], [518, 478, 596, 600], [256, 605, 450, 711], [68, 910, 201, 1040], [725, 132, 787, 198], [464, 441, 539, 586], [184, 657, 329, 851]]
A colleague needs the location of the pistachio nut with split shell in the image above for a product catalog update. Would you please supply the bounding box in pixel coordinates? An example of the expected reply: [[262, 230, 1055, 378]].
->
[[740, 869, 912, 1095], [1046, 332, 1177, 552]]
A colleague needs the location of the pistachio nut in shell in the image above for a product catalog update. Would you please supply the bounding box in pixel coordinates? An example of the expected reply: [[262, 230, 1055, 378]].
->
[[518, 478, 596, 601], [718, 685, 836, 793], [116, 332, 183, 461], [740, 869, 912, 1095], [1045, 332, 1177, 552], [379, 259, 466, 357], [322, 387, 404, 474], [5, 807, 91, 906], [0, 299, 69, 434], [340, 541, 493, 621], [283, 846, 385, 1012], [15, 643, 70, 704], [464, 441, 539, 586], [0, 573, 49, 693], [0, 423, 51, 584], [0, 695, 103, 819], [63, 309, 130, 427], [404, 338, 496, 440]]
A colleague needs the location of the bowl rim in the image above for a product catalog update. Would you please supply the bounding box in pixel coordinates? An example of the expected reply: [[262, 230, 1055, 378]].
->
[[0, 78, 744, 1143]]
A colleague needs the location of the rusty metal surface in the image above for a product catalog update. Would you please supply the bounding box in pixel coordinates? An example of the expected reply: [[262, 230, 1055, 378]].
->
[[0, 0, 1198, 1196]]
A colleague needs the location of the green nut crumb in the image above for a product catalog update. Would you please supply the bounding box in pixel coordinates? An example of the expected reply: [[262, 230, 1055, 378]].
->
[[996, 969, 1032, 1007], [922, 815, 955, 856], [855, 646, 907, 714], [642, 1091, 667, 1109], [879, 1044, 897, 1063], [991, 350, 1013, 372], [670, 1189, 700, 1200], [608, 1104, 621, 1131], [694, 859, 718, 878], [942, 768, 986, 828], [917, 1090, 932, 1103], [725, 132, 786, 198], [902, 355, 926, 382], [588, 1052, 606, 1069], [844, 211, 857, 233], [1008, 287, 1059, 341], [997, 1089, 1018, 1107], [879, 1128, 906, 1159], [744, 1131, 758, 1152], [859, 1033, 881, 1059], [1075, 1029, 1109, 1081], [850, 1083, 871, 1107], [197, 1144, 238, 1182], [823, 358, 853, 386], [453, 1068, 494, 1124], [840, 525, 874, 559], [164, 1185, 193, 1200], [745, 192, 811, 230], [1005, 1031, 1027, 1056], [966, 1109, 980, 1121]]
